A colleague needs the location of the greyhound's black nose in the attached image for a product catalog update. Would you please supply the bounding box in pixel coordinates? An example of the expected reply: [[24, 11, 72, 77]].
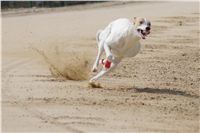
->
[[146, 27, 151, 31]]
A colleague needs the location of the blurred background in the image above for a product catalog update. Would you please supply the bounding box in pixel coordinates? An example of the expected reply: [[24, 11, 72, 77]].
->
[[1, 1, 105, 9]]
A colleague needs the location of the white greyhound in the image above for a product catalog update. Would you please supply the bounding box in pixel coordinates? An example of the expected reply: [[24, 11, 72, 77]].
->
[[90, 17, 151, 83]]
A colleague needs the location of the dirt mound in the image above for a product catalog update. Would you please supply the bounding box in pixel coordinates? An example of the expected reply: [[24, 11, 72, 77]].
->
[[31, 46, 91, 81]]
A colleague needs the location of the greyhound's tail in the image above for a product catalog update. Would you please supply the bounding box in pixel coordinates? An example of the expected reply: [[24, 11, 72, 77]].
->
[[96, 29, 102, 43]]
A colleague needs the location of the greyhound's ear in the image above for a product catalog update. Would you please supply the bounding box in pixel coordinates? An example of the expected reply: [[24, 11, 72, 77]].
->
[[133, 17, 137, 24]]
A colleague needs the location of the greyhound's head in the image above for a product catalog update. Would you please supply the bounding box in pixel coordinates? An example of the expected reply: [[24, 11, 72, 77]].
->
[[133, 17, 151, 39]]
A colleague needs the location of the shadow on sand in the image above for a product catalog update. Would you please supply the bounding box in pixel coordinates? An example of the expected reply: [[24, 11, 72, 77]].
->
[[135, 87, 199, 99]]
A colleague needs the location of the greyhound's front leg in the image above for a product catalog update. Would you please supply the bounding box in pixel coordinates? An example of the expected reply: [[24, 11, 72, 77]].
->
[[89, 58, 121, 83], [104, 43, 113, 61], [92, 42, 104, 72]]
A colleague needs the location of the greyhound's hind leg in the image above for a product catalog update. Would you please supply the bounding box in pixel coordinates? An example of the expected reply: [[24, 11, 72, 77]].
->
[[91, 42, 104, 72]]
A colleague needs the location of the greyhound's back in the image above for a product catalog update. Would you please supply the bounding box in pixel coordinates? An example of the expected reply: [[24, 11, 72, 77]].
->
[[96, 18, 134, 45]]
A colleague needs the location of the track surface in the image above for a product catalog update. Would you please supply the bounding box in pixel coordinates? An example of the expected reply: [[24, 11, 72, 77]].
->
[[2, 2, 199, 132]]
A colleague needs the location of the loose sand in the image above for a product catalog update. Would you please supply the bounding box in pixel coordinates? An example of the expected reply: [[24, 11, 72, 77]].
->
[[2, 2, 199, 133]]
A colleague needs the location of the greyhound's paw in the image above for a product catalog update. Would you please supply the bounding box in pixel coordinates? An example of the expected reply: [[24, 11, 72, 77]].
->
[[91, 66, 98, 72], [89, 78, 95, 83], [91, 68, 97, 72]]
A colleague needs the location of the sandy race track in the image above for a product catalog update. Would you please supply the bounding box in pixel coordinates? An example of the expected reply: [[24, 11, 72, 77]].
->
[[2, 2, 200, 133]]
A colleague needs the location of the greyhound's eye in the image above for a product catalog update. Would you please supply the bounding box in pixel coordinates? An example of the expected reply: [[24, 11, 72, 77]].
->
[[140, 21, 143, 24], [147, 22, 151, 26]]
